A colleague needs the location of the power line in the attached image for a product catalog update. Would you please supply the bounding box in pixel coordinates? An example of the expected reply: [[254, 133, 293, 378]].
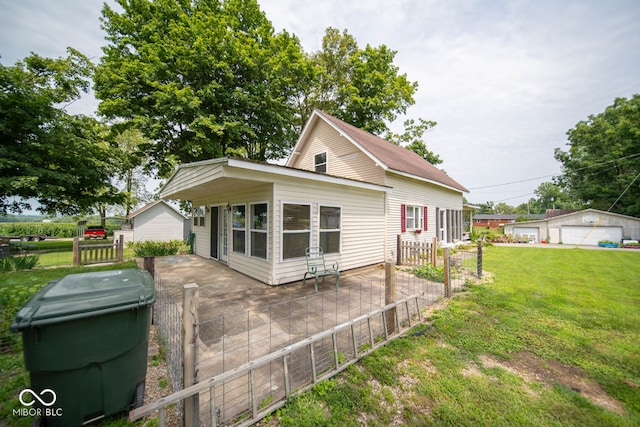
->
[[468, 152, 640, 190]]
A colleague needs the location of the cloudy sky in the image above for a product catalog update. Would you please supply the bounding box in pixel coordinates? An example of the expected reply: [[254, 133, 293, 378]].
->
[[1, 0, 638, 206]]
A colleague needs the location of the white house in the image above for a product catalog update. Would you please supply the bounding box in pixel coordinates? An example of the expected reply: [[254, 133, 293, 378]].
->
[[159, 110, 468, 285], [116, 200, 187, 243]]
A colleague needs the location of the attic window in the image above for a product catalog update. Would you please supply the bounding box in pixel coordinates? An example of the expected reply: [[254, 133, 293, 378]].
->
[[314, 152, 327, 173]]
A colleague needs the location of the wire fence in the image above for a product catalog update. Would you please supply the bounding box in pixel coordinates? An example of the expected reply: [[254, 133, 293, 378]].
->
[[149, 244, 482, 426]]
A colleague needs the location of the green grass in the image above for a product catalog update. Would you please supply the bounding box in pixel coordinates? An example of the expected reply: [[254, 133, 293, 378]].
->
[[273, 247, 640, 426], [0, 262, 139, 426], [7, 239, 136, 268]]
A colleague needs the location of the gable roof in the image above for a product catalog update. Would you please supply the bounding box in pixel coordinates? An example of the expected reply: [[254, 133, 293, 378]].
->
[[127, 200, 186, 219], [291, 110, 468, 193]]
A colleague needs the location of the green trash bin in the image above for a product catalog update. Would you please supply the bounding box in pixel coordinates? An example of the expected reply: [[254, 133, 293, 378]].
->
[[11, 269, 156, 427]]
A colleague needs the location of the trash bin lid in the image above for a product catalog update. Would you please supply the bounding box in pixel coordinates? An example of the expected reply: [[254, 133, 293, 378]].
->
[[11, 269, 155, 331]]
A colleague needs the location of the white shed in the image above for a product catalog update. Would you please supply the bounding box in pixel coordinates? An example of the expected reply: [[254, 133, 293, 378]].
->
[[126, 200, 187, 243]]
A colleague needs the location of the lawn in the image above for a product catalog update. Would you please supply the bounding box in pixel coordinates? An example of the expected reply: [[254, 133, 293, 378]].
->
[[7, 239, 136, 267], [269, 246, 640, 426]]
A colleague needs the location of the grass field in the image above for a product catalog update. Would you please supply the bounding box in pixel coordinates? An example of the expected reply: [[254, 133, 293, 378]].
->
[[270, 246, 640, 426], [7, 239, 136, 268]]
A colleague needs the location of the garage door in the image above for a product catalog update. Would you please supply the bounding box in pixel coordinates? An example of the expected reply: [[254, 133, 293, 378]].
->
[[561, 226, 622, 246], [513, 227, 539, 242]]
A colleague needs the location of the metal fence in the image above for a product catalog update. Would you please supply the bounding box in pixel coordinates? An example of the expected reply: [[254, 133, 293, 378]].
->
[[147, 244, 482, 426], [194, 268, 444, 381], [153, 270, 184, 420]]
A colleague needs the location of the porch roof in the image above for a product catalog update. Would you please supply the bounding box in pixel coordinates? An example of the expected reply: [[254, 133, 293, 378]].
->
[[159, 157, 390, 201]]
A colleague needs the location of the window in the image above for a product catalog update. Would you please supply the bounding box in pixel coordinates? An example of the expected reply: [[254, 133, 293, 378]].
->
[[193, 205, 205, 226], [282, 203, 311, 259], [319, 206, 341, 253], [402, 204, 426, 232], [405, 205, 423, 230], [232, 205, 246, 254], [314, 152, 327, 173], [250, 203, 268, 259]]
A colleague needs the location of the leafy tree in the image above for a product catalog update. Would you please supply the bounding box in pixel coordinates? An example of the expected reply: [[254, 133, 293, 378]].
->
[[385, 118, 442, 165], [113, 129, 153, 216], [554, 95, 640, 216], [0, 50, 122, 215], [304, 27, 418, 136], [526, 181, 582, 214], [476, 201, 495, 214], [95, 0, 311, 177], [493, 202, 514, 215]]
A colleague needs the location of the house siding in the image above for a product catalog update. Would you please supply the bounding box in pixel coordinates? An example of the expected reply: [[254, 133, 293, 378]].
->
[[133, 204, 185, 242], [290, 120, 385, 185], [272, 178, 386, 285], [385, 173, 463, 254], [163, 161, 225, 197], [191, 184, 274, 284]]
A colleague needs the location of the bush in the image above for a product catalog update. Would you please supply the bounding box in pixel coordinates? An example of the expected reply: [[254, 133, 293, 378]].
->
[[0, 255, 40, 272], [128, 240, 187, 257], [410, 264, 445, 282]]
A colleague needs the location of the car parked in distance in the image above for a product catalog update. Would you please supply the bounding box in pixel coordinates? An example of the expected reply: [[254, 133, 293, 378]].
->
[[83, 226, 107, 240]]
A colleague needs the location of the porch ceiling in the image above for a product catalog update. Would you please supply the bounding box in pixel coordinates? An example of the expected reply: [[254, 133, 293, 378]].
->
[[162, 177, 268, 201]]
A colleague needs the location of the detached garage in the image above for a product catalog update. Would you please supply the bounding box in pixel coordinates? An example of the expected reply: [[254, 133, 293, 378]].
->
[[504, 209, 640, 246], [560, 226, 623, 246]]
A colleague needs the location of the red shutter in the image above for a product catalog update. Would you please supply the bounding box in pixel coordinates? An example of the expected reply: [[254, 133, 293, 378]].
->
[[423, 206, 428, 231], [400, 204, 406, 232]]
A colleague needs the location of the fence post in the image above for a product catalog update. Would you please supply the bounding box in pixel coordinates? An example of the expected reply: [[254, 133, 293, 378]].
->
[[183, 283, 199, 427], [443, 247, 451, 298], [72, 237, 79, 267], [431, 237, 438, 267], [385, 261, 397, 334], [477, 240, 483, 278], [144, 256, 155, 279], [396, 235, 402, 266], [116, 234, 124, 262]]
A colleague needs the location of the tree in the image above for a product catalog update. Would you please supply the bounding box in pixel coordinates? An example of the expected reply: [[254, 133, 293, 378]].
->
[[304, 28, 418, 136], [385, 118, 442, 165], [95, 0, 311, 177], [554, 95, 640, 216], [0, 50, 122, 215], [527, 181, 582, 214], [113, 129, 153, 216]]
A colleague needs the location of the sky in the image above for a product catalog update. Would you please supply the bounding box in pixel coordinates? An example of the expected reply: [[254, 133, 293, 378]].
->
[[1, 0, 639, 207]]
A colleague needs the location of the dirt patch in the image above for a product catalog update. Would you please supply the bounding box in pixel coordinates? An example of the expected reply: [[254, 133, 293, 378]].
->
[[143, 325, 180, 427], [478, 352, 626, 416]]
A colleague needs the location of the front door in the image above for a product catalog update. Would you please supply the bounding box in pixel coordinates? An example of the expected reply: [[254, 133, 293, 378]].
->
[[210, 206, 229, 262], [210, 206, 219, 259]]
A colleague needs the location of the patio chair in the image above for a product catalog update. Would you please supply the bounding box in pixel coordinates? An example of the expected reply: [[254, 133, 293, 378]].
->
[[303, 247, 339, 292]]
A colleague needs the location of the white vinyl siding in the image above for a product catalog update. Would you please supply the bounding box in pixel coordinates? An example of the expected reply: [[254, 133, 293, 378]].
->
[[272, 178, 385, 284], [386, 173, 463, 249], [132, 204, 185, 243], [289, 120, 385, 184]]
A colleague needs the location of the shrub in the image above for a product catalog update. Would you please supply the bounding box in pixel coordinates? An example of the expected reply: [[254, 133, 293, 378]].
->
[[128, 240, 187, 257], [0, 255, 40, 272], [410, 264, 445, 282]]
